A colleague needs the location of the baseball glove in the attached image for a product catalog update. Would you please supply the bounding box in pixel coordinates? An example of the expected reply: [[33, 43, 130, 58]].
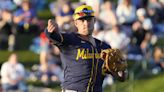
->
[[101, 49, 128, 81]]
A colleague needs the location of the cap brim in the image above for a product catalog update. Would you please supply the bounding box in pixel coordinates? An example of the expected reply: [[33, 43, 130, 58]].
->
[[76, 16, 94, 20]]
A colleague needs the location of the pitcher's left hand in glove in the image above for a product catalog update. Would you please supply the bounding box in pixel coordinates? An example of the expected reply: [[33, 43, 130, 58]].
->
[[101, 49, 128, 81]]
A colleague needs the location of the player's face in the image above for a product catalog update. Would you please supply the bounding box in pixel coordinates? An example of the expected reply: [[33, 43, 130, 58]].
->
[[74, 17, 95, 35], [9, 54, 18, 64]]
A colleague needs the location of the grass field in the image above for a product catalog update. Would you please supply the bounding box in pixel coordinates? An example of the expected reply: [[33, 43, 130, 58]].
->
[[104, 74, 164, 92], [30, 74, 164, 92], [133, 74, 164, 92], [29, 74, 164, 92]]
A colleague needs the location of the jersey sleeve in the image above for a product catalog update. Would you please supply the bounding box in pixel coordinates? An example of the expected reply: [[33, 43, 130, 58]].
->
[[45, 29, 72, 47], [101, 41, 111, 50]]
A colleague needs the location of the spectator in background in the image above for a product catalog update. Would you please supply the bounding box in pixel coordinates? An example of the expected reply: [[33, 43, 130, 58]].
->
[[49, 0, 69, 16], [40, 32, 49, 53], [0, 0, 16, 11], [136, 8, 157, 59], [95, 25, 130, 51], [29, 32, 49, 54], [0, 53, 28, 92], [36, 32, 63, 84], [147, 0, 164, 35], [99, 1, 118, 30], [13, 0, 39, 34], [131, 21, 146, 46], [49, 46, 62, 66], [116, 0, 136, 37], [29, 36, 41, 54], [37, 58, 54, 85], [37, 48, 63, 85], [55, 1, 75, 32], [116, 0, 136, 25], [136, 8, 153, 32], [39, 32, 50, 76], [140, 32, 157, 57], [127, 21, 146, 61], [150, 47, 164, 74], [46, 47, 63, 82], [147, 7, 158, 26], [0, 9, 16, 51]]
